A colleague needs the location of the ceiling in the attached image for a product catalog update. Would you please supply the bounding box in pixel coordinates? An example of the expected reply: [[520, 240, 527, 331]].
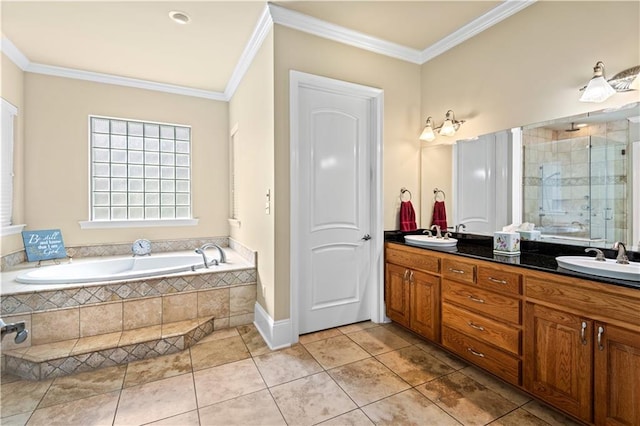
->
[[2, 1, 508, 95]]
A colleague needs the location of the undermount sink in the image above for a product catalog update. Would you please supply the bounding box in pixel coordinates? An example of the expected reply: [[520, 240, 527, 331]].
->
[[556, 256, 640, 282], [404, 235, 458, 249]]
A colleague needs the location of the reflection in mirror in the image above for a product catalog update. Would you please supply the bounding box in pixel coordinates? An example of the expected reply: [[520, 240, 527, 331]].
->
[[434, 101, 640, 251], [522, 102, 639, 247]]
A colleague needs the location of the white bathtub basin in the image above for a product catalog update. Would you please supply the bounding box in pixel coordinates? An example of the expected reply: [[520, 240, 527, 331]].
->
[[405, 235, 458, 248], [556, 256, 640, 282], [15, 252, 214, 284]]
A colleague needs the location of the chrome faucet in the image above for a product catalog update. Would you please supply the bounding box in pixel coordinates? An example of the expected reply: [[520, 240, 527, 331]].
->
[[430, 224, 442, 238], [0, 318, 28, 344], [455, 223, 466, 233], [585, 248, 606, 261], [195, 243, 227, 268], [612, 242, 629, 264]]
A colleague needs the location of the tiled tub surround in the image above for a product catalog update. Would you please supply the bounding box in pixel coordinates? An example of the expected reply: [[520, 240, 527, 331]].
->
[[0, 236, 232, 272], [1, 244, 257, 380]]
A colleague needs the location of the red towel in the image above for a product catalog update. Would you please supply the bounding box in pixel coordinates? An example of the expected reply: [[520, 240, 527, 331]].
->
[[400, 201, 417, 231], [431, 201, 448, 230]]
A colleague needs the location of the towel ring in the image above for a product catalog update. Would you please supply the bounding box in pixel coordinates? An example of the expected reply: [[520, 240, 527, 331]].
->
[[433, 188, 446, 201], [400, 187, 412, 201]]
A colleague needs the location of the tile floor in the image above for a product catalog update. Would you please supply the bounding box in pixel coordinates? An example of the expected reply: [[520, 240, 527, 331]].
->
[[0, 321, 583, 426]]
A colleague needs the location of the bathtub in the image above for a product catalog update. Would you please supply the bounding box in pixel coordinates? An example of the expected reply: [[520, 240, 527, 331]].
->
[[15, 252, 214, 284]]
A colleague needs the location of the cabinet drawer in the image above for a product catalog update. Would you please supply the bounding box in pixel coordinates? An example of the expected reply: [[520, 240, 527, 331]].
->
[[442, 326, 521, 386], [477, 266, 522, 295], [442, 258, 476, 284], [443, 280, 521, 325], [442, 302, 521, 355], [386, 247, 440, 274]]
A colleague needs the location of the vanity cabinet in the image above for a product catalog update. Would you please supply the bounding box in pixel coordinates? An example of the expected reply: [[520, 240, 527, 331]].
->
[[441, 259, 523, 386], [593, 323, 640, 426], [385, 244, 440, 341], [524, 302, 593, 421], [384, 241, 640, 425], [525, 271, 640, 425]]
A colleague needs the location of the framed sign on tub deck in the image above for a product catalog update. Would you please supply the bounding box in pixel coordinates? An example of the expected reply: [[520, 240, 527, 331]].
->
[[21, 229, 67, 262]]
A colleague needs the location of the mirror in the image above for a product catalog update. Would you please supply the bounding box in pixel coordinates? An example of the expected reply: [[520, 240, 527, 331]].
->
[[422, 101, 640, 251]]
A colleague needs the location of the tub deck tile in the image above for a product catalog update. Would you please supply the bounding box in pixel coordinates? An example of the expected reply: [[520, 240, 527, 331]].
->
[[72, 332, 122, 355], [3, 316, 215, 381], [119, 325, 162, 346]]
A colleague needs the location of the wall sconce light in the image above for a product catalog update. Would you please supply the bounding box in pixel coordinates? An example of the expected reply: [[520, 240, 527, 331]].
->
[[419, 117, 436, 141], [419, 110, 466, 141], [439, 110, 464, 136], [579, 61, 616, 103]]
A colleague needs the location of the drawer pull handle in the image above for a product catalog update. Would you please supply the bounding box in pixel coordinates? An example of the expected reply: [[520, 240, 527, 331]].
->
[[468, 322, 485, 331], [467, 348, 485, 358], [467, 295, 485, 304], [487, 277, 507, 285], [448, 268, 465, 274]]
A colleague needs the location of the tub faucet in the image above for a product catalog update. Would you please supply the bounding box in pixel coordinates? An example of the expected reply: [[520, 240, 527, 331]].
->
[[430, 224, 442, 238], [0, 319, 28, 344], [455, 223, 466, 233], [612, 242, 629, 264], [195, 243, 227, 268]]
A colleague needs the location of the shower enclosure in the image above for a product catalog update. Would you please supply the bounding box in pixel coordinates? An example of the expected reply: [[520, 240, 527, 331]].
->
[[523, 129, 629, 245]]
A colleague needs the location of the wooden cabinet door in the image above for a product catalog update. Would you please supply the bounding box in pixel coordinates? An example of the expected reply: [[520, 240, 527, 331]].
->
[[524, 303, 593, 423], [385, 263, 410, 327], [594, 323, 640, 426], [409, 269, 440, 341]]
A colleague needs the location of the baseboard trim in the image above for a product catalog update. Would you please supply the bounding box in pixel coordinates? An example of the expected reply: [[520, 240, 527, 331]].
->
[[253, 302, 293, 350]]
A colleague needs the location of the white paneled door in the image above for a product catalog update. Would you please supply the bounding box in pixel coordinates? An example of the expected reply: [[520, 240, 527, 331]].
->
[[454, 131, 511, 235], [292, 72, 382, 335]]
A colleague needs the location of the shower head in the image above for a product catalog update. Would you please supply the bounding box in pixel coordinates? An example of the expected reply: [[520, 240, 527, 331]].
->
[[566, 122, 584, 132]]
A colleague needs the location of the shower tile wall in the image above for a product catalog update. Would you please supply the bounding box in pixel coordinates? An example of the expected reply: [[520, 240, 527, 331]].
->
[[522, 120, 628, 243]]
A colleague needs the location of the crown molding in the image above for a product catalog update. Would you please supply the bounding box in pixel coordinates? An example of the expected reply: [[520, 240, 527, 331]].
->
[[420, 0, 536, 63], [27, 62, 227, 101], [225, 4, 273, 100], [1, 37, 227, 101], [1, 1, 536, 100], [268, 3, 423, 65], [1, 37, 29, 70]]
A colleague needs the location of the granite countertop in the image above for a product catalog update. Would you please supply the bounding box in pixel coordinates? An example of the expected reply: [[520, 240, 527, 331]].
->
[[385, 230, 640, 290]]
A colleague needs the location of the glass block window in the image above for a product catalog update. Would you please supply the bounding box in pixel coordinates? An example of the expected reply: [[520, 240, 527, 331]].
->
[[90, 116, 191, 221]]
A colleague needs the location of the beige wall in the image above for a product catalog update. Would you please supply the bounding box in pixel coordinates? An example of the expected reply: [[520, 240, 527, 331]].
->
[[420, 144, 453, 228], [273, 25, 422, 320], [1, 53, 26, 255], [229, 30, 276, 316], [420, 1, 639, 231], [18, 74, 229, 247], [421, 1, 640, 143]]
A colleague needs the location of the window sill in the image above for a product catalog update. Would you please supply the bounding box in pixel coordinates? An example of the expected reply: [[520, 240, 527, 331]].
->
[[228, 218, 241, 228], [79, 219, 199, 229], [1, 224, 26, 237]]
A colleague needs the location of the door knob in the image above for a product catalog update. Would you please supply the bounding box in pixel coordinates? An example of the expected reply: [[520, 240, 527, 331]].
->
[[361, 234, 371, 241]]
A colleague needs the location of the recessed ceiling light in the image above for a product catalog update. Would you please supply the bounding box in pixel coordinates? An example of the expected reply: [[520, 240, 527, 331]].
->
[[169, 11, 190, 25]]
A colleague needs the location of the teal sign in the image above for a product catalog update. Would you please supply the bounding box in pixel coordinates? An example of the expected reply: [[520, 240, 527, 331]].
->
[[22, 229, 67, 262]]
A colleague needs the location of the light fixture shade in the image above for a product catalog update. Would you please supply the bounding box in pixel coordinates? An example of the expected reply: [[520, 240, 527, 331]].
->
[[419, 117, 436, 141], [580, 61, 616, 103], [439, 118, 456, 136], [438, 110, 463, 136], [580, 76, 616, 102]]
